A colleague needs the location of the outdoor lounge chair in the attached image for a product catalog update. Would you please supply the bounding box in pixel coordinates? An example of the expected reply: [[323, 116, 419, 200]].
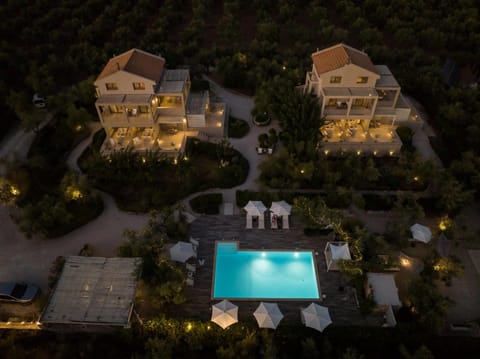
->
[[186, 277, 194, 286], [246, 215, 253, 229], [258, 216, 265, 229], [190, 237, 199, 247], [270, 213, 278, 229], [186, 263, 196, 273]]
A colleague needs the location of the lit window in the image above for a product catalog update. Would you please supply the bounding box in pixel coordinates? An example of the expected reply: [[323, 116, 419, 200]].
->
[[133, 82, 145, 90], [330, 76, 342, 84], [105, 83, 118, 90], [356, 76, 368, 84]]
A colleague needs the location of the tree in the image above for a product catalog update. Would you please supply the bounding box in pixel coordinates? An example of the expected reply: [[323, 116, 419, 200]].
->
[[6, 91, 46, 132], [435, 172, 474, 214], [270, 85, 323, 159], [408, 278, 452, 332], [301, 337, 320, 359]]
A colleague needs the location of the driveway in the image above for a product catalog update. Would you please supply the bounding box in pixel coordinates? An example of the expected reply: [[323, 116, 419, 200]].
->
[[0, 194, 148, 291], [0, 120, 149, 291], [187, 77, 280, 210]]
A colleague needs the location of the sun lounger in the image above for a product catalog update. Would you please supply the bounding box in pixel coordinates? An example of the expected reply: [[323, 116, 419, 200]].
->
[[186, 278, 194, 286], [258, 216, 265, 229], [186, 263, 196, 273], [190, 237, 199, 247], [270, 213, 278, 229], [246, 216, 253, 229]]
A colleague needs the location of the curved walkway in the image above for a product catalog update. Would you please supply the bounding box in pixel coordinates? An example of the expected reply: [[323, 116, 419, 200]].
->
[[0, 120, 149, 291], [183, 77, 280, 212]]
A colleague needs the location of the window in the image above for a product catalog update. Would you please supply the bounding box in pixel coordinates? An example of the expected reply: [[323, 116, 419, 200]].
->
[[105, 83, 118, 90], [330, 76, 342, 84], [133, 82, 145, 90], [356, 76, 368, 84], [108, 105, 123, 113]]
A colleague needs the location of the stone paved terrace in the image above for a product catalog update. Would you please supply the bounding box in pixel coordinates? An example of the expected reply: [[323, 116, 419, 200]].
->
[[168, 215, 384, 327]]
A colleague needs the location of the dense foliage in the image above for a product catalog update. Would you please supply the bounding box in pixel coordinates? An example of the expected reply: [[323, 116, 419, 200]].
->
[[81, 139, 248, 211], [189, 193, 223, 214]]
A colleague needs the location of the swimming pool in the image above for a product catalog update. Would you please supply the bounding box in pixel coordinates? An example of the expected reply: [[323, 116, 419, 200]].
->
[[212, 242, 320, 300]]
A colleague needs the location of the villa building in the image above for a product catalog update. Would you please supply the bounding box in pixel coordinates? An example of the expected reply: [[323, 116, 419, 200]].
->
[[94, 49, 226, 155], [303, 44, 420, 155]]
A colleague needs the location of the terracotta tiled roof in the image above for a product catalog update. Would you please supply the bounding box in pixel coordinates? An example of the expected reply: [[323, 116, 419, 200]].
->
[[312, 44, 378, 75], [97, 49, 165, 81]]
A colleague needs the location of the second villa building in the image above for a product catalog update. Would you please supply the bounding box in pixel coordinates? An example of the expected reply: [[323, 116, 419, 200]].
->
[[94, 49, 226, 155], [303, 44, 421, 155]]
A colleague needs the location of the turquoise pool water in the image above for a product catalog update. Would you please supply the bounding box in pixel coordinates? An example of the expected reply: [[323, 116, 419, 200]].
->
[[213, 242, 320, 299]]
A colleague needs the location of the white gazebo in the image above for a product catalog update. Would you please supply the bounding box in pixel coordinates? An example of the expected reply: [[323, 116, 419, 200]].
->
[[244, 201, 267, 229], [211, 300, 238, 329], [253, 302, 284, 329], [410, 223, 432, 243], [269, 200, 292, 229], [301, 303, 332, 332], [324, 242, 351, 271], [367, 273, 401, 306], [169, 241, 196, 263]]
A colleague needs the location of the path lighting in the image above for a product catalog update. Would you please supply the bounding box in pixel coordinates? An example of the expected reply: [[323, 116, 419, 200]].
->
[[413, 176, 419, 182], [300, 169, 305, 174], [439, 216, 451, 231], [173, 158, 178, 165], [373, 150, 378, 156], [10, 185, 20, 196], [324, 150, 329, 155], [400, 258, 411, 267], [389, 150, 395, 156], [75, 124, 82, 132], [142, 157, 146, 163], [186, 323, 193, 332], [356, 150, 361, 156]]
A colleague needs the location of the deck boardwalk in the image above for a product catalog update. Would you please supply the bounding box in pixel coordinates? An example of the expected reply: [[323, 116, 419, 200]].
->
[[167, 215, 383, 327]]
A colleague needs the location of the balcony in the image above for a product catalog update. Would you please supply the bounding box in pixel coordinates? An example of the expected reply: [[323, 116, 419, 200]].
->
[[349, 106, 374, 117]]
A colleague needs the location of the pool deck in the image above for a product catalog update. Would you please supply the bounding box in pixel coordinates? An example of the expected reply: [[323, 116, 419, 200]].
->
[[167, 215, 384, 327]]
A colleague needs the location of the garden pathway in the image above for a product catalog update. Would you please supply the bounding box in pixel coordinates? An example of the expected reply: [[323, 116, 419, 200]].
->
[[66, 121, 102, 173], [404, 95, 443, 167], [0, 119, 148, 291], [181, 76, 280, 213]]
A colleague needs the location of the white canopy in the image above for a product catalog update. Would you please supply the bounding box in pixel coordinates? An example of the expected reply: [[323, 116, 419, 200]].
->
[[253, 302, 284, 329], [243, 201, 267, 217], [324, 242, 352, 271], [301, 303, 332, 332], [270, 201, 292, 216], [367, 273, 401, 306], [410, 223, 432, 243], [169, 241, 196, 263], [211, 300, 238, 329]]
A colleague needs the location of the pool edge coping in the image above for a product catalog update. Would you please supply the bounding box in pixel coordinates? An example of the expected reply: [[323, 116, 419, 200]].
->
[[211, 240, 322, 302]]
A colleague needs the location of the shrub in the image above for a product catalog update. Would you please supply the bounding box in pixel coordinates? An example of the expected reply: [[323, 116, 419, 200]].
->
[[228, 116, 250, 138], [189, 193, 223, 214], [362, 194, 396, 211]]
